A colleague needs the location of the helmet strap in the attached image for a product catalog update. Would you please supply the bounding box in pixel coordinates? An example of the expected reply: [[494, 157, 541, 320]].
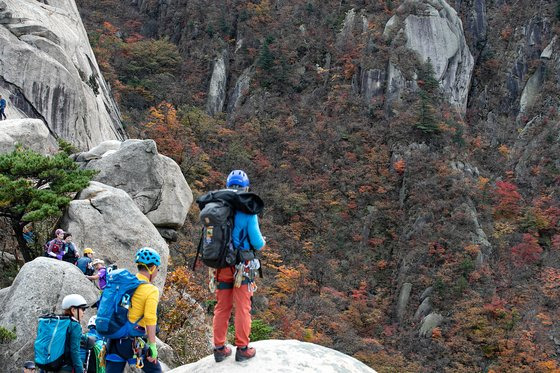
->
[[140, 263, 157, 277]]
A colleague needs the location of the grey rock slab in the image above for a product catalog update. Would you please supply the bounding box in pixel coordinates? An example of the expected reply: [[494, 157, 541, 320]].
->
[[541, 35, 557, 59], [227, 67, 253, 115], [0, 0, 125, 150], [519, 65, 544, 113], [82, 140, 192, 229], [414, 297, 432, 320], [0, 257, 99, 372], [168, 340, 377, 373], [206, 50, 227, 116], [61, 181, 169, 290], [396, 282, 413, 322], [0, 118, 57, 154], [75, 139, 122, 161], [419, 312, 444, 338], [384, 0, 474, 113]]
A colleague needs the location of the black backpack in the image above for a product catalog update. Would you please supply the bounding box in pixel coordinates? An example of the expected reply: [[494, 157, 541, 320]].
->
[[198, 200, 237, 268], [193, 189, 264, 270]]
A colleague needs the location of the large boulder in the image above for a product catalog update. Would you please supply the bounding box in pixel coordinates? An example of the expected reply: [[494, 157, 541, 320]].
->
[[61, 181, 170, 290], [0, 257, 98, 372], [0, 0, 125, 150], [0, 118, 57, 154], [384, 0, 474, 113], [168, 340, 377, 373], [80, 139, 192, 230]]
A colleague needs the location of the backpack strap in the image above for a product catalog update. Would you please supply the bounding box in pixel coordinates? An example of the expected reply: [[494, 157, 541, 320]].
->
[[192, 228, 204, 271]]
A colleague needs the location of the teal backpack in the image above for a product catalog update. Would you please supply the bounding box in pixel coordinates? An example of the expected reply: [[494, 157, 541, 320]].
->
[[34, 315, 71, 371]]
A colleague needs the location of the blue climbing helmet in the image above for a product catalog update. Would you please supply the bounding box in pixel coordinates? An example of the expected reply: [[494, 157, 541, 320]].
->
[[135, 247, 161, 267], [226, 170, 250, 188]]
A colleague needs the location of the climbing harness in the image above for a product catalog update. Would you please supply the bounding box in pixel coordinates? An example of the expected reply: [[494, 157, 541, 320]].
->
[[133, 337, 146, 369], [233, 259, 260, 293], [98, 343, 107, 368]]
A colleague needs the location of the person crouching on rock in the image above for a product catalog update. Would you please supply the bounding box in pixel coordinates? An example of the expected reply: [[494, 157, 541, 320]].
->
[[86, 259, 108, 291], [77, 248, 95, 275]]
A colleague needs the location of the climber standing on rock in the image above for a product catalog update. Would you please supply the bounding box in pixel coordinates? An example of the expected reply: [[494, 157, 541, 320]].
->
[[101, 247, 162, 373], [0, 95, 6, 120], [195, 170, 266, 363]]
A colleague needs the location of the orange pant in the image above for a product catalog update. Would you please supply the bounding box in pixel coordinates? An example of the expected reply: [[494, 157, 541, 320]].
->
[[213, 267, 252, 347]]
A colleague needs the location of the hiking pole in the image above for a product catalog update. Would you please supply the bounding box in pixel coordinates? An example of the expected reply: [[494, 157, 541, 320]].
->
[[85, 349, 90, 372], [192, 231, 203, 271]]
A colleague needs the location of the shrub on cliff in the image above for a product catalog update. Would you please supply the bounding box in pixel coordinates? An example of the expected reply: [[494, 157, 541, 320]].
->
[[0, 141, 96, 261]]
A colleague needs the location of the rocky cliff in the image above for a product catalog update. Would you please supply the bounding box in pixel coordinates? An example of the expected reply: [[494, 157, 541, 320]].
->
[[0, 0, 125, 149]]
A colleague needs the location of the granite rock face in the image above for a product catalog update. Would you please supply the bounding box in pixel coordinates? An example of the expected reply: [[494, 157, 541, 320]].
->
[[0, 118, 57, 154], [168, 340, 377, 373], [61, 181, 170, 290], [384, 0, 474, 113], [80, 139, 193, 230], [0, 0, 125, 150]]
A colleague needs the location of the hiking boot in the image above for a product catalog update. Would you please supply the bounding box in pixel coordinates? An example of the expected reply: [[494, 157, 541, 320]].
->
[[213, 345, 232, 362], [235, 346, 256, 362]]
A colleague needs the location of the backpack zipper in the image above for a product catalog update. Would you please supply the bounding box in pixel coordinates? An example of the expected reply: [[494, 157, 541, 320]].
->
[[47, 317, 61, 360]]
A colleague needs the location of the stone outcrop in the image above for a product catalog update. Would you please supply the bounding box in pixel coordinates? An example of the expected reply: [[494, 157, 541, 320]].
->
[[419, 312, 443, 338], [168, 340, 377, 373], [384, 0, 474, 113], [0, 257, 99, 372], [61, 181, 170, 290], [0, 118, 57, 154], [227, 67, 253, 115], [206, 50, 228, 116], [79, 139, 193, 230], [396, 282, 413, 322], [0, 0, 125, 150]]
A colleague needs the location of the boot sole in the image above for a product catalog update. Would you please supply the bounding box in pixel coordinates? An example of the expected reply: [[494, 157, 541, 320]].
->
[[215, 354, 230, 363], [235, 352, 256, 362]]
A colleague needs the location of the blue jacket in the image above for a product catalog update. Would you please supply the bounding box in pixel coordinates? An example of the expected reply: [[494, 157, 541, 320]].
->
[[60, 319, 83, 372], [0, 99, 5, 109], [232, 211, 265, 251], [77, 257, 92, 274]]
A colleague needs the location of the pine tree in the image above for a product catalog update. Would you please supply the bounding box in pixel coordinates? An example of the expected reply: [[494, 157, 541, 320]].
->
[[415, 59, 441, 134], [257, 36, 275, 71], [0, 143, 96, 261]]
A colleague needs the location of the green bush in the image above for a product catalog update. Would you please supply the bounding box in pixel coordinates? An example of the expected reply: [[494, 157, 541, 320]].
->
[[228, 319, 274, 343], [0, 326, 16, 343]]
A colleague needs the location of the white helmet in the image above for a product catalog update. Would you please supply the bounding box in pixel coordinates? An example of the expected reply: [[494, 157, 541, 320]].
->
[[61, 294, 88, 310], [87, 315, 97, 328]]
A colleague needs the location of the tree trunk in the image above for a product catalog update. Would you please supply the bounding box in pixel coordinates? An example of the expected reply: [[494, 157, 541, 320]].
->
[[11, 220, 32, 262]]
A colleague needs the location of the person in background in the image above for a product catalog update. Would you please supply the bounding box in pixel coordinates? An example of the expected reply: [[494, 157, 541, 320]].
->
[[46, 229, 65, 260], [82, 316, 105, 373], [62, 233, 79, 265], [23, 361, 35, 373], [22, 225, 34, 245], [86, 259, 108, 290], [0, 95, 7, 120], [77, 248, 95, 275], [59, 294, 88, 373]]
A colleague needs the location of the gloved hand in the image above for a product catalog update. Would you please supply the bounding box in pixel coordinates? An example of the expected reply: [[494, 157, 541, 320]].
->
[[146, 341, 158, 360]]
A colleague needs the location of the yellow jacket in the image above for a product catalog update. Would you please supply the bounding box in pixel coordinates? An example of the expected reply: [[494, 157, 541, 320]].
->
[[128, 273, 159, 328]]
